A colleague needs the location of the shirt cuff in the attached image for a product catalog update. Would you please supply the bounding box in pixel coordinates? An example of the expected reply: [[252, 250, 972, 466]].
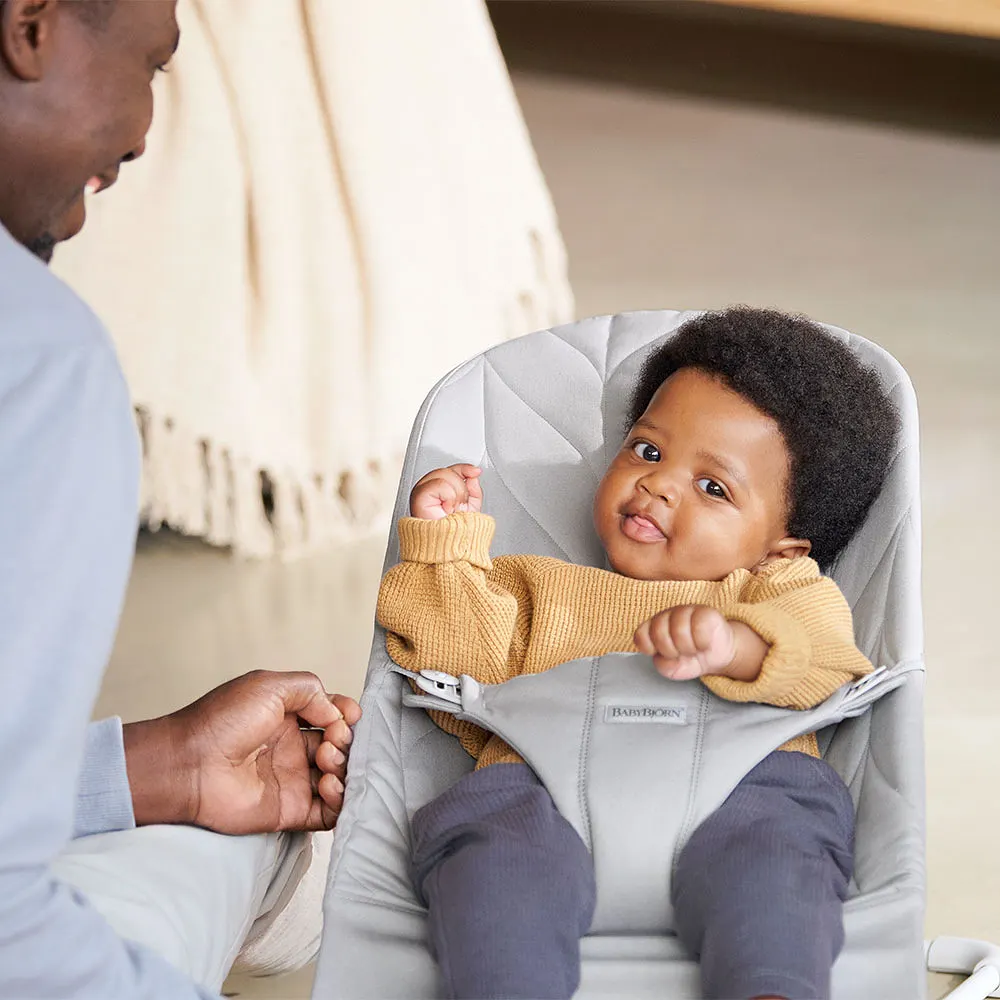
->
[[397, 512, 495, 569], [73, 717, 136, 839], [701, 602, 814, 708]]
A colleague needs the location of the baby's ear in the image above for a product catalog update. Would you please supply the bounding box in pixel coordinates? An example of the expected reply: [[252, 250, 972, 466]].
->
[[756, 536, 812, 569]]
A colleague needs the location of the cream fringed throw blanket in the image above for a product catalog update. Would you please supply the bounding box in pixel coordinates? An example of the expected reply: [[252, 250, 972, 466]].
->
[[53, 0, 573, 557]]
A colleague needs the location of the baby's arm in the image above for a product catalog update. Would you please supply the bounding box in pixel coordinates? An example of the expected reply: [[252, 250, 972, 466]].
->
[[376, 465, 524, 685], [378, 466, 533, 763], [636, 559, 873, 710], [634, 605, 769, 682]]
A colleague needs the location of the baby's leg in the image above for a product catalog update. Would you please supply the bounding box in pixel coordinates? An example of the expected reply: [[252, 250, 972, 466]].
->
[[410, 762, 596, 1000], [671, 750, 854, 1000]]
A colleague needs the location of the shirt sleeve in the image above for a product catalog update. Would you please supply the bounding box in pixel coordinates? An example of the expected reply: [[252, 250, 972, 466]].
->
[[377, 512, 536, 762], [73, 718, 136, 839], [702, 557, 875, 709], [0, 329, 219, 998], [377, 512, 524, 684]]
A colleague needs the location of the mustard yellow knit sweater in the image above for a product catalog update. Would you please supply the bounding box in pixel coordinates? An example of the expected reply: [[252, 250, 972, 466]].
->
[[377, 512, 874, 767]]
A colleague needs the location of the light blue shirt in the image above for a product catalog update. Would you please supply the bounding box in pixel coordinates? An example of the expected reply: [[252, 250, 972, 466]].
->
[[74, 717, 135, 839], [0, 223, 218, 997]]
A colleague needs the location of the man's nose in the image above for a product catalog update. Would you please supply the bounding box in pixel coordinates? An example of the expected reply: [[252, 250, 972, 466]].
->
[[122, 139, 147, 163]]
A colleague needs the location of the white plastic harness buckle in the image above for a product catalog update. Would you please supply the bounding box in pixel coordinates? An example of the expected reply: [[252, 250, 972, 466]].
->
[[415, 669, 462, 705]]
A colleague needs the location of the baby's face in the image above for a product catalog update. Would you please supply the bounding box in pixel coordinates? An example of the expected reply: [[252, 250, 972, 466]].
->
[[593, 368, 803, 582]]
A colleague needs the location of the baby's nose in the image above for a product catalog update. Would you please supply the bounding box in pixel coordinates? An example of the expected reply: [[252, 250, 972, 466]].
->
[[640, 476, 679, 507]]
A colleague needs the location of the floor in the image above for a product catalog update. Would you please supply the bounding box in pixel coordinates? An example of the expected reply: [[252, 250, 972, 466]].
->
[[97, 6, 1000, 999]]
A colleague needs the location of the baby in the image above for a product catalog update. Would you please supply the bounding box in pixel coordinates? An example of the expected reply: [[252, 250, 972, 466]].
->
[[377, 306, 899, 1000]]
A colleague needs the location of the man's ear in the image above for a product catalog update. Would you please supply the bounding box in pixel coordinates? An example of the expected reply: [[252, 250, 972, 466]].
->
[[756, 536, 812, 569], [1, 0, 58, 82]]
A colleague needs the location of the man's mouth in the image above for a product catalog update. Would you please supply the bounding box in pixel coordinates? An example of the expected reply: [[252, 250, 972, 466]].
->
[[85, 171, 119, 196], [620, 510, 667, 543]]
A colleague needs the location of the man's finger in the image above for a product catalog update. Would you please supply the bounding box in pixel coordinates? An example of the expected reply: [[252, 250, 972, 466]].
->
[[301, 795, 339, 832], [262, 671, 344, 730], [316, 739, 347, 778], [301, 728, 324, 766], [331, 693, 361, 726], [324, 718, 354, 750], [319, 771, 345, 799], [297, 771, 347, 832], [318, 772, 345, 818]]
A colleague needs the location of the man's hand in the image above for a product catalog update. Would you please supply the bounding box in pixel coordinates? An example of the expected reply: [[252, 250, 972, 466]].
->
[[123, 671, 362, 835], [634, 606, 769, 683], [410, 464, 483, 520]]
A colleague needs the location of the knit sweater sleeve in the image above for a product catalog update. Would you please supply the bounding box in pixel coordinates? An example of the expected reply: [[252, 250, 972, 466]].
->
[[377, 512, 534, 763], [376, 512, 526, 684], [702, 558, 874, 710]]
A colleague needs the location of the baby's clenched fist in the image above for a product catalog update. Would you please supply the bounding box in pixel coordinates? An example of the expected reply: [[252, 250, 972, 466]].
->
[[634, 605, 736, 681], [410, 464, 484, 520]]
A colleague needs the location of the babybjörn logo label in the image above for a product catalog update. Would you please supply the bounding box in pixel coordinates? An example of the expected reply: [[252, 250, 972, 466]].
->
[[603, 704, 688, 725]]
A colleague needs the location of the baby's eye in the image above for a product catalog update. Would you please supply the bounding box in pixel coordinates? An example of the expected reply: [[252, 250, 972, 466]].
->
[[632, 441, 660, 463], [696, 477, 728, 500]]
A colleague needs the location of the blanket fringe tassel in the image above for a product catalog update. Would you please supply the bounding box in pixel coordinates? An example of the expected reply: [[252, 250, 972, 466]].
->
[[135, 407, 396, 558]]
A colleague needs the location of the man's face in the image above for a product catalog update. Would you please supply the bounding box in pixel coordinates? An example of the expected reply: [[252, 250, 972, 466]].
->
[[0, 0, 179, 260]]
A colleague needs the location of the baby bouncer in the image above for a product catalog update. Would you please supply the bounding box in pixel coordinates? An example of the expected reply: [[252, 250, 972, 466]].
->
[[314, 310, 996, 999]]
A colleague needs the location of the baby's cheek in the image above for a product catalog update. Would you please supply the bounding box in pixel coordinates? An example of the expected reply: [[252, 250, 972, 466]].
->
[[593, 470, 623, 520], [592, 486, 612, 536]]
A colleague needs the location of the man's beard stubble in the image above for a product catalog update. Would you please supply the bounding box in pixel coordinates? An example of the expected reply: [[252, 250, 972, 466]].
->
[[27, 233, 57, 264]]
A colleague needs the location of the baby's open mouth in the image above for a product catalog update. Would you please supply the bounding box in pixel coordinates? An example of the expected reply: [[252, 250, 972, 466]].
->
[[621, 512, 666, 543]]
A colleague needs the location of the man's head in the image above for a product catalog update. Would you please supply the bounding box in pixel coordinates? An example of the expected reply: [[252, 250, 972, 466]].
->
[[0, 0, 179, 261], [593, 306, 899, 580]]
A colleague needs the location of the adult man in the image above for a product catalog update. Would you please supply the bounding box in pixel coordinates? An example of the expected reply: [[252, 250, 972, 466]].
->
[[0, 1, 361, 995]]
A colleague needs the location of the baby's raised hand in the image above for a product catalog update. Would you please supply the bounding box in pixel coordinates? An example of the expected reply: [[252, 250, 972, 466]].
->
[[634, 605, 736, 681], [410, 464, 484, 520]]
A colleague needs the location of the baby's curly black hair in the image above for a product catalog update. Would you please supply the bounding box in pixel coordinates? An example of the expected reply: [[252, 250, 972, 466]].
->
[[626, 306, 900, 570]]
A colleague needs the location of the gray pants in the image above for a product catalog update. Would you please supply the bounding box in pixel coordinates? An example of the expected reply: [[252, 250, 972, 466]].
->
[[673, 751, 854, 999], [410, 752, 853, 1000]]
